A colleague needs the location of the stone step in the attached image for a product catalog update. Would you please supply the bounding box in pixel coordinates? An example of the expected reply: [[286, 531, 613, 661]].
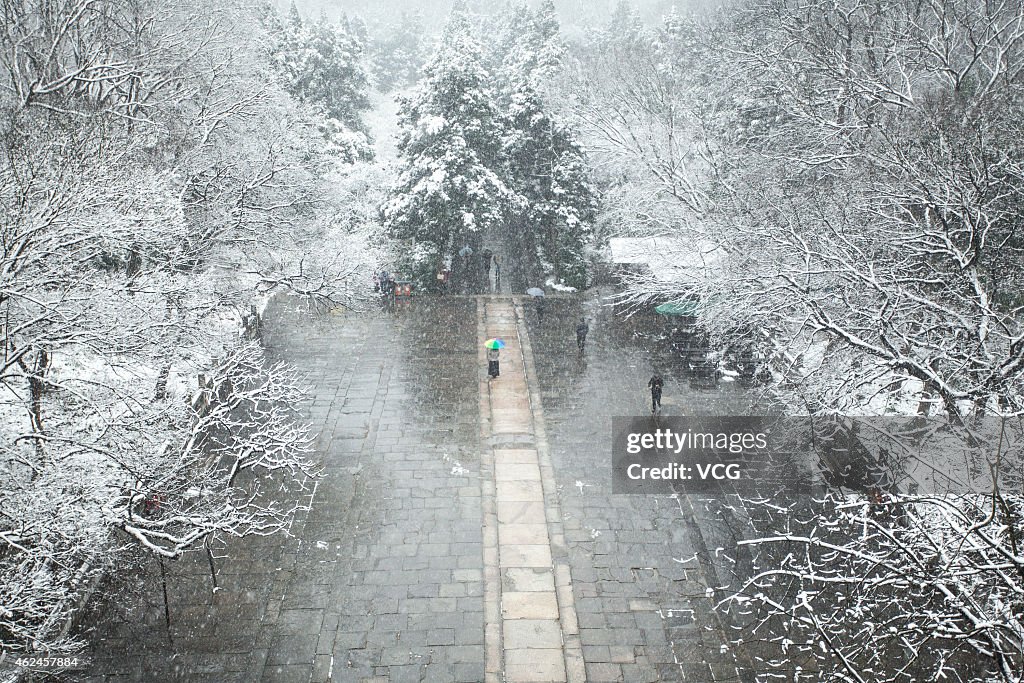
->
[[479, 296, 578, 683]]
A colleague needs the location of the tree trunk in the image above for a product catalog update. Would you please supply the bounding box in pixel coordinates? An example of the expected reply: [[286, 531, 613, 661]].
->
[[155, 365, 170, 401], [28, 349, 49, 434], [159, 557, 174, 647]]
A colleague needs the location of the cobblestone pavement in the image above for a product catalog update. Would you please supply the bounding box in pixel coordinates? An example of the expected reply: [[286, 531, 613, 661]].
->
[[82, 297, 485, 682], [524, 290, 764, 683], [80, 290, 772, 682]]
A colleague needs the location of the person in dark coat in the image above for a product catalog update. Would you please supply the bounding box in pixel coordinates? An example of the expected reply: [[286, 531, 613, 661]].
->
[[482, 248, 493, 276], [648, 374, 664, 413], [575, 318, 589, 351], [487, 347, 500, 378]]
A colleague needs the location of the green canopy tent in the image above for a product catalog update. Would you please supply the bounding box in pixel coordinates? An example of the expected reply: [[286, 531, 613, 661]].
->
[[655, 301, 699, 316]]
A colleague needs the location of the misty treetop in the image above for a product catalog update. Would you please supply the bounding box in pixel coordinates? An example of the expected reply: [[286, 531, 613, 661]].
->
[[383, 0, 597, 289], [369, 10, 431, 91], [381, 8, 513, 275], [491, 0, 565, 87], [261, 1, 374, 157]]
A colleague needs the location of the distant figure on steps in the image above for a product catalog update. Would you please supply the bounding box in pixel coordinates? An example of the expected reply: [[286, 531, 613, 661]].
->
[[575, 318, 589, 352], [482, 247, 493, 277]]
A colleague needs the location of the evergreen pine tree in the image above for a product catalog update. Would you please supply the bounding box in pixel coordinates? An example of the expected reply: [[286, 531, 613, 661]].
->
[[655, 6, 699, 92], [302, 17, 371, 131], [265, 4, 371, 133], [382, 4, 512, 285], [260, 4, 373, 161], [604, 1, 647, 54], [371, 11, 428, 91], [499, 2, 597, 288], [486, 2, 530, 71], [286, 1, 302, 32], [256, 0, 283, 36], [517, 0, 564, 85]]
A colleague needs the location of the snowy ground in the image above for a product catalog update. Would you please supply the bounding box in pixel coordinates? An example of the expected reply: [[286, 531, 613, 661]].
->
[[80, 292, 787, 681]]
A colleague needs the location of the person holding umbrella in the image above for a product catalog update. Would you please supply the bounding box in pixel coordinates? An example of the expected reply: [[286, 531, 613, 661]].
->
[[459, 245, 474, 273], [486, 338, 504, 378]]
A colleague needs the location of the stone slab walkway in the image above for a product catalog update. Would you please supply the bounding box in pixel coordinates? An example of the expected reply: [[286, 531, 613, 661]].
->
[[478, 298, 583, 683], [82, 299, 486, 682], [525, 293, 757, 682], [80, 293, 765, 682]]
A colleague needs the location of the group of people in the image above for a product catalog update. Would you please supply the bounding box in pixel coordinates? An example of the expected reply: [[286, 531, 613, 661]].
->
[[379, 258, 668, 413], [437, 246, 501, 293], [487, 314, 668, 414], [373, 269, 395, 297]]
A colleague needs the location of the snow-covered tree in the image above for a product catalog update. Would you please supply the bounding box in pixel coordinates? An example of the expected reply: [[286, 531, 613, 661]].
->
[[567, 4, 1024, 678], [692, 0, 1024, 418], [714, 418, 1024, 683], [369, 11, 430, 92], [568, 6, 710, 220], [498, 0, 597, 288], [491, 0, 564, 83], [603, 0, 649, 55], [0, 0, 378, 655], [571, 0, 1024, 417], [264, 2, 373, 155], [381, 4, 512, 285], [563, 3, 712, 301]]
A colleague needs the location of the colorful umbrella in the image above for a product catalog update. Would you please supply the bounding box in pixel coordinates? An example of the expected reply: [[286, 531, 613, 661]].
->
[[485, 338, 505, 349]]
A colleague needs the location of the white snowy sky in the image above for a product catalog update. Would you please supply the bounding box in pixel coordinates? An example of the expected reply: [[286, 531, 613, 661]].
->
[[285, 0, 723, 31]]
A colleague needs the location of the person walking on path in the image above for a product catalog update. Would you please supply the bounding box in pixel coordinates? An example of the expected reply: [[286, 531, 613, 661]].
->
[[575, 318, 589, 351], [536, 297, 546, 324], [487, 346, 500, 378], [493, 255, 501, 291], [648, 374, 664, 414]]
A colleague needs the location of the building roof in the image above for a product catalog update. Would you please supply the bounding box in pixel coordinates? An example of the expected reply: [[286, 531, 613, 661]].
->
[[607, 236, 726, 283]]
